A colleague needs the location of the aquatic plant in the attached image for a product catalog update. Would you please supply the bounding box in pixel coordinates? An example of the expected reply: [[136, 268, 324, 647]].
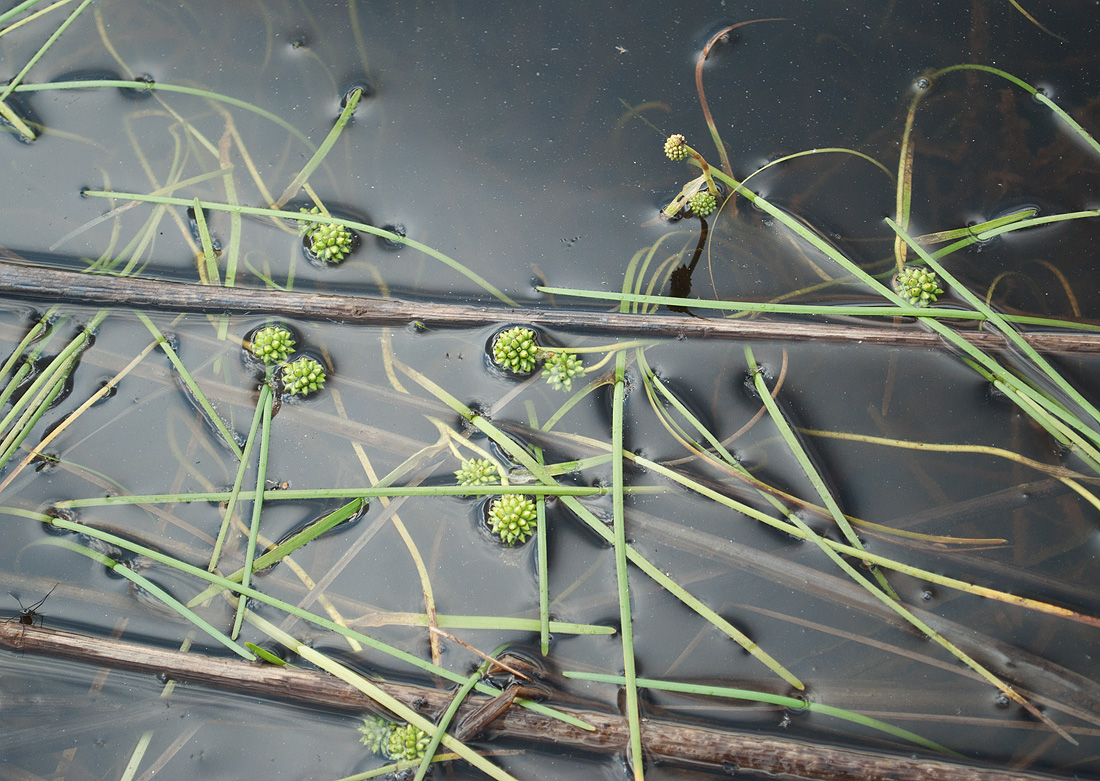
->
[[541, 350, 586, 391], [664, 133, 689, 161], [4, 4, 1100, 779], [893, 266, 944, 307], [281, 356, 327, 396], [387, 723, 432, 761], [487, 494, 538, 545], [357, 716, 432, 761], [308, 222, 354, 264], [249, 326, 296, 364], [687, 190, 717, 217], [455, 457, 499, 489], [358, 716, 393, 755], [491, 326, 540, 374], [299, 207, 354, 264]]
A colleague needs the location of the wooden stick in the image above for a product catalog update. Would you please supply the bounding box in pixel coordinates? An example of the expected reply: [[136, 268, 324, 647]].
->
[[0, 622, 1067, 780], [1, 256, 1099, 353]]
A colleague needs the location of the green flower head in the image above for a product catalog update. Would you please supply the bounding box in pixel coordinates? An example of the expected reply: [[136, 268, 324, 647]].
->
[[249, 326, 295, 365], [281, 356, 327, 397], [894, 266, 944, 307], [541, 350, 586, 392], [688, 190, 717, 217], [492, 326, 540, 374], [299, 207, 354, 264], [386, 723, 431, 761], [308, 222, 354, 264], [455, 458, 499, 490], [358, 716, 392, 755], [664, 134, 688, 161], [488, 494, 538, 546]]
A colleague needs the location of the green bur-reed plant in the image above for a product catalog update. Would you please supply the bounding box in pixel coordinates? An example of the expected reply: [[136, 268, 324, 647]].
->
[[250, 326, 296, 364], [491, 328, 587, 391], [645, 115, 1100, 740], [358, 717, 431, 761], [541, 350, 586, 391], [492, 326, 540, 374], [281, 356, 327, 397], [217, 328, 326, 636], [300, 207, 355, 264], [687, 190, 717, 217], [893, 265, 944, 307], [455, 457, 499, 490], [487, 494, 538, 546]]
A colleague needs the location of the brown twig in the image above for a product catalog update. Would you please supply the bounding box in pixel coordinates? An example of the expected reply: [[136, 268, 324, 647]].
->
[[1, 257, 1099, 354], [0, 622, 1067, 781]]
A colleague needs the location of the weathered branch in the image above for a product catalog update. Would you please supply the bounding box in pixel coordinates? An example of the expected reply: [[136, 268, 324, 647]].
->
[[1, 256, 1099, 353], [0, 622, 1067, 780]]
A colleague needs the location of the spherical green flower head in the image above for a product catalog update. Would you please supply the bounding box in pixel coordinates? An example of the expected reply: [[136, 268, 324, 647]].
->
[[894, 266, 944, 307], [542, 350, 586, 392], [664, 134, 688, 161], [249, 326, 296, 365], [308, 222, 354, 264], [281, 356, 327, 397], [455, 457, 498, 489], [688, 190, 717, 217], [385, 723, 430, 761], [358, 716, 392, 755], [488, 494, 538, 546], [492, 327, 540, 374]]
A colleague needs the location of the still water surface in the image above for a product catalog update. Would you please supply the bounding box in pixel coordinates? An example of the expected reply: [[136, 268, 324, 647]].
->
[[2, 1, 1100, 778]]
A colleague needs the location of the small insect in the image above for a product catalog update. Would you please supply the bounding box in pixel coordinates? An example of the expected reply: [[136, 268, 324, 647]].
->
[[9, 583, 57, 629]]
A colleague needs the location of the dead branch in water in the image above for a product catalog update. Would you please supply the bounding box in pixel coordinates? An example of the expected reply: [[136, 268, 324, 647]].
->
[[1, 256, 1099, 353], [0, 622, 1068, 780]]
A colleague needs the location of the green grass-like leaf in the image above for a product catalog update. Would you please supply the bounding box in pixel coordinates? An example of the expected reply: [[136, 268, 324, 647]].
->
[[135, 312, 244, 459], [21, 509, 595, 730], [246, 613, 521, 781], [231, 382, 273, 639], [275, 88, 361, 208], [744, 345, 897, 598], [81, 190, 519, 306], [30, 537, 253, 659], [395, 357, 804, 690], [610, 347, 643, 781]]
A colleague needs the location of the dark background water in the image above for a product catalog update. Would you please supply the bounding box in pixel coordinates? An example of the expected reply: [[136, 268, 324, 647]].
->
[[2, 1, 1100, 779]]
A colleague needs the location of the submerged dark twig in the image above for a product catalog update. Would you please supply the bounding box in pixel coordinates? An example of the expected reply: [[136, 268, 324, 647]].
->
[[0, 623, 1067, 781], [1, 257, 1099, 353]]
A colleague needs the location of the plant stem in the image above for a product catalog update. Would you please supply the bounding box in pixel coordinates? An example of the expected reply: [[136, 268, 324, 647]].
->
[[274, 88, 361, 208], [232, 381, 273, 638]]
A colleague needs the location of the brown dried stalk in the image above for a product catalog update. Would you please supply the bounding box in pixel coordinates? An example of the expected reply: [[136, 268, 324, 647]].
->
[[0, 622, 1067, 781], [0, 257, 1099, 354]]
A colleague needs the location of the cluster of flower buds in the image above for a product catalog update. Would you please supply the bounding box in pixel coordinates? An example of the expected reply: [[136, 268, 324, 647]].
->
[[281, 356, 327, 396], [358, 716, 431, 762], [487, 494, 538, 546], [893, 266, 944, 307], [490, 327, 586, 392], [249, 326, 295, 365], [492, 326, 541, 374], [248, 326, 328, 398], [299, 206, 355, 264], [455, 457, 499, 491]]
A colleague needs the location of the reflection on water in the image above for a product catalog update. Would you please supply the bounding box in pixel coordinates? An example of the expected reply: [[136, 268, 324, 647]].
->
[[2, 0, 1100, 778]]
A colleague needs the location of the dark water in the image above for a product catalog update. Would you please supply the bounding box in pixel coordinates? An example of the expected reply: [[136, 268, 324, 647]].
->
[[2, 1, 1100, 778]]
